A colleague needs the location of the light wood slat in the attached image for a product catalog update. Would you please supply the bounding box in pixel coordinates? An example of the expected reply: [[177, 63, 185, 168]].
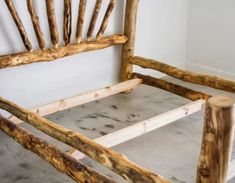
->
[[76, 0, 87, 43], [63, 0, 72, 45]]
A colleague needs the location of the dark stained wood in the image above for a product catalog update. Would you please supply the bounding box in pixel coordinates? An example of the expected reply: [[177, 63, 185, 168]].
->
[[63, 0, 72, 45]]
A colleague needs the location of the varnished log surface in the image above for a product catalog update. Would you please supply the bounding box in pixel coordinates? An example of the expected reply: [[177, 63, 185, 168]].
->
[[76, 0, 87, 43], [0, 115, 116, 183], [130, 56, 235, 93], [0, 35, 127, 68], [63, 0, 72, 45]]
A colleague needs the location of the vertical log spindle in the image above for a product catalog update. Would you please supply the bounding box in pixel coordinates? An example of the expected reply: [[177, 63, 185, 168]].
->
[[76, 0, 87, 43]]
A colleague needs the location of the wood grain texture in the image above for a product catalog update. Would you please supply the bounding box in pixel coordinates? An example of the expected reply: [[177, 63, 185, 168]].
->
[[27, 0, 46, 50], [0, 96, 170, 183], [196, 96, 234, 183], [0, 35, 127, 68], [76, 0, 87, 43], [63, 0, 72, 45], [46, 0, 59, 48], [130, 56, 235, 93], [132, 73, 211, 101], [0, 115, 116, 183], [96, 0, 117, 40], [5, 0, 32, 51]]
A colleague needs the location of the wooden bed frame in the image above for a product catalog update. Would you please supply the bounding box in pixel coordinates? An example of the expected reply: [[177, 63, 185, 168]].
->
[[0, 1, 234, 182]]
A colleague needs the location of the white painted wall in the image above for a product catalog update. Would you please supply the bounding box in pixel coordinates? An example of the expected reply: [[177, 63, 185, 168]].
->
[[186, 0, 235, 80], [0, 0, 188, 114]]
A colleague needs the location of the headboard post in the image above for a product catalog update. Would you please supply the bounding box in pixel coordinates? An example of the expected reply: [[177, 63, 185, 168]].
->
[[120, 0, 139, 82]]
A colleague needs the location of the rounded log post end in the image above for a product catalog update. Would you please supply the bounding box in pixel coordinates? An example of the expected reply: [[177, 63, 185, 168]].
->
[[208, 96, 234, 108]]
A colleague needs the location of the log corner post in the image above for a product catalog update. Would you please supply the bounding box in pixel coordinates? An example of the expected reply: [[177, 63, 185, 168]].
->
[[196, 96, 234, 183], [120, 0, 139, 82]]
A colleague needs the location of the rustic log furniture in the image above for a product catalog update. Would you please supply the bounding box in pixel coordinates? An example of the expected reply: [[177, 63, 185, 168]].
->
[[0, 0, 235, 183]]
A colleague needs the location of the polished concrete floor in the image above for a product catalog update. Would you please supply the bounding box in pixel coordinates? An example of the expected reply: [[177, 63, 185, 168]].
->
[[0, 78, 234, 183]]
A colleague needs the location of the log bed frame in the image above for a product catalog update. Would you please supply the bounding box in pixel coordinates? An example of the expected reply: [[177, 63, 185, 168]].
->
[[0, 1, 235, 182]]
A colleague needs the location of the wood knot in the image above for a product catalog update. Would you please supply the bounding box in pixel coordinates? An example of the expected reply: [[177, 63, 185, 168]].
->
[[205, 133, 215, 142], [200, 168, 210, 177]]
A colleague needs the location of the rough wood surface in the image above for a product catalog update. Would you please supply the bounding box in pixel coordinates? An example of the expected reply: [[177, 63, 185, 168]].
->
[[27, 0, 46, 50], [96, 0, 117, 40], [132, 73, 211, 101], [0, 97, 170, 183], [46, 0, 59, 48], [120, 0, 139, 82], [5, 0, 32, 51], [0, 115, 116, 183], [130, 56, 235, 93], [76, 0, 87, 43], [63, 0, 72, 45], [87, 0, 103, 41], [196, 96, 234, 183], [0, 35, 127, 68]]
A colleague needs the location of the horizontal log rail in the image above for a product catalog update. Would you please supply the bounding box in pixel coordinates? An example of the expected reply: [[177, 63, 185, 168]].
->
[[0, 96, 170, 183], [129, 56, 235, 93], [0, 35, 127, 68], [132, 73, 211, 101], [0, 115, 116, 183]]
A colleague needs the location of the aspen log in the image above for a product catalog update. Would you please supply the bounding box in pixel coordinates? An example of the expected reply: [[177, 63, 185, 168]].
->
[[0, 115, 115, 183], [5, 0, 32, 51], [96, 0, 117, 40], [27, 0, 46, 50], [46, 0, 59, 48], [63, 0, 72, 45], [0, 35, 127, 68], [0, 97, 170, 183], [76, 0, 87, 43], [196, 96, 234, 183], [132, 73, 211, 101], [130, 56, 235, 93]]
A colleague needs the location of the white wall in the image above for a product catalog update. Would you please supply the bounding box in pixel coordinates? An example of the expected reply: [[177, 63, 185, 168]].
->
[[0, 0, 188, 114], [186, 0, 235, 80]]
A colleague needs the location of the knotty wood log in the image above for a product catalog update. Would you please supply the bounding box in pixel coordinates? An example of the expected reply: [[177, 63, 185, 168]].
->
[[76, 0, 87, 43], [46, 0, 59, 48], [0, 35, 127, 68], [63, 0, 72, 45], [96, 0, 117, 40], [196, 96, 234, 183], [27, 0, 46, 50], [130, 56, 235, 93], [87, 0, 103, 41], [0, 97, 170, 183], [120, 0, 139, 82], [0, 115, 116, 183], [5, 0, 32, 51], [132, 73, 211, 101]]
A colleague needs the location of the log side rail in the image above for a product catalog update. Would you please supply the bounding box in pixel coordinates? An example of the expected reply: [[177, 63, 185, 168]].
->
[[0, 97, 171, 183], [0, 35, 127, 69], [129, 56, 235, 93]]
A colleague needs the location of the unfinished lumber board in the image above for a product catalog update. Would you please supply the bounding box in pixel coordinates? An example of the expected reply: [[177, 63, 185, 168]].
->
[[46, 0, 59, 48], [130, 56, 235, 93], [227, 160, 235, 181], [196, 96, 234, 183], [70, 99, 205, 160], [76, 0, 87, 43], [10, 78, 142, 124], [132, 73, 211, 101], [87, 0, 103, 41], [0, 97, 170, 183], [63, 0, 72, 45], [0, 35, 127, 68], [0, 115, 116, 183], [96, 0, 117, 40], [5, 0, 32, 51], [27, 0, 46, 50], [120, 0, 139, 82]]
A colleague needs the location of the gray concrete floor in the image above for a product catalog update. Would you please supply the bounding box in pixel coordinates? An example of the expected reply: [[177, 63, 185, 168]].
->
[[0, 78, 234, 183]]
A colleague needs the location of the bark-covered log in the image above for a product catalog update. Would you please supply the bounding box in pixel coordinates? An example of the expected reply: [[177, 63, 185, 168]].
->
[[132, 73, 211, 101], [5, 0, 32, 51], [0, 115, 116, 183], [76, 0, 87, 43], [196, 96, 234, 183], [63, 0, 72, 45], [0, 96, 170, 183], [0, 35, 127, 68], [27, 0, 46, 50], [130, 56, 235, 93], [96, 0, 117, 40]]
